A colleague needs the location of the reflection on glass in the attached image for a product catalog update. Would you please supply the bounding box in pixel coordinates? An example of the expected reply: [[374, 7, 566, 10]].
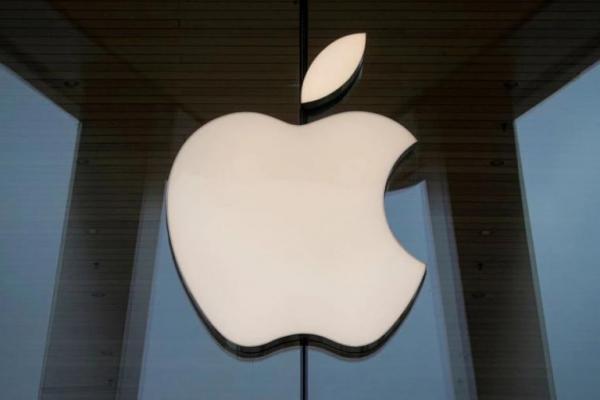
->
[[516, 62, 600, 399], [137, 204, 299, 399], [309, 183, 456, 399], [0, 64, 79, 398]]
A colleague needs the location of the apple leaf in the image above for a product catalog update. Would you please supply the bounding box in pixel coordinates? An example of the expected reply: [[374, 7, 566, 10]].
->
[[301, 33, 366, 106]]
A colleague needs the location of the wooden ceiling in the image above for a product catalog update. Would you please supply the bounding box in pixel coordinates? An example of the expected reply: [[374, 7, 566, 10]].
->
[[2, 1, 600, 399]]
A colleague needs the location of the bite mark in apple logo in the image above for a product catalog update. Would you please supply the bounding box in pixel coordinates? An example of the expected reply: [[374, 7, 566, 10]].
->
[[166, 33, 426, 358]]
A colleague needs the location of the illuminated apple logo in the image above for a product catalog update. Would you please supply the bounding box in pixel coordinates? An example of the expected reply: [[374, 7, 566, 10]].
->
[[167, 33, 425, 358]]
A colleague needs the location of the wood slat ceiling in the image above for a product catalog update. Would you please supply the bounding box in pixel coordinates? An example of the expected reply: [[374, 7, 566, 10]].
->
[[2, 0, 600, 399]]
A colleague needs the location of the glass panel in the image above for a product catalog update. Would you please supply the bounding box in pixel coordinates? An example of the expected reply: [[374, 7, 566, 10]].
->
[[2, 1, 600, 398], [516, 61, 600, 399], [309, 183, 455, 399], [137, 203, 299, 399], [0, 64, 79, 399]]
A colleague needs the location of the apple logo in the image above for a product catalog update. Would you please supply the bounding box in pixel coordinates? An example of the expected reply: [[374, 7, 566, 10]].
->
[[167, 33, 426, 358]]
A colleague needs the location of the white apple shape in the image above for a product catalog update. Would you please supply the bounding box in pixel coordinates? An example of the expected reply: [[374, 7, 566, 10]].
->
[[301, 33, 367, 106], [166, 34, 425, 357]]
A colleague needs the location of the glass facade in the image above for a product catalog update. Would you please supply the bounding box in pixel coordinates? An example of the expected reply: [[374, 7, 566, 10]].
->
[[0, 64, 79, 399], [1, 1, 599, 399], [516, 61, 600, 400]]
